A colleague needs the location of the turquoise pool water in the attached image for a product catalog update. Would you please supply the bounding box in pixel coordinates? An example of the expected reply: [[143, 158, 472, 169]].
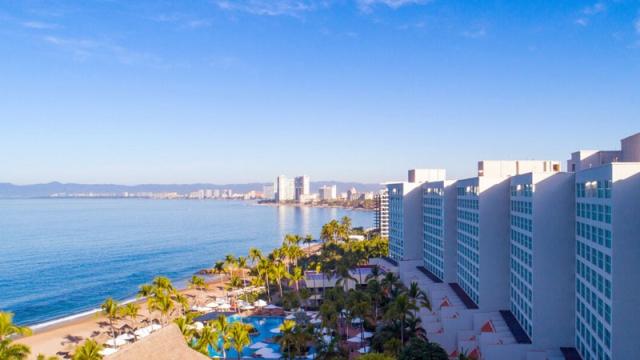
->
[[208, 315, 284, 358]]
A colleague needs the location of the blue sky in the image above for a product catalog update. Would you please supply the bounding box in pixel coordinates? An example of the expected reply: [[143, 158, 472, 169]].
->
[[1, 0, 639, 185]]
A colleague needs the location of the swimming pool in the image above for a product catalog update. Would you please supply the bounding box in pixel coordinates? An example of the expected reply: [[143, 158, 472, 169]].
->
[[207, 315, 285, 358]]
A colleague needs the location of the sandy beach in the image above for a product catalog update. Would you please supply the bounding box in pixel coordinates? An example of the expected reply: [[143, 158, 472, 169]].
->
[[17, 280, 229, 360], [17, 243, 322, 359]]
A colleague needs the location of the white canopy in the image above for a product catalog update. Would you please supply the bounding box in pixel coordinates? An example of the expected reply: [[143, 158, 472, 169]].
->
[[193, 322, 204, 330], [362, 331, 373, 338], [206, 302, 219, 308], [255, 347, 276, 356], [254, 299, 268, 307], [351, 317, 363, 324], [116, 333, 134, 342], [269, 327, 281, 334], [218, 303, 231, 310], [310, 318, 322, 325], [134, 328, 151, 338], [240, 304, 255, 310], [99, 348, 118, 356], [358, 346, 371, 354], [285, 314, 296, 320], [105, 338, 128, 347], [264, 304, 280, 310]]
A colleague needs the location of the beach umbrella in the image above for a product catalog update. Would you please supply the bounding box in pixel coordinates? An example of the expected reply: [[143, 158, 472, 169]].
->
[[285, 314, 296, 320], [249, 341, 268, 349], [218, 303, 231, 310], [240, 304, 255, 311], [262, 352, 282, 359], [254, 348, 275, 356], [362, 331, 373, 339], [149, 324, 162, 332], [347, 336, 362, 343], [254, 299, 268, 307], [194, 322, 204, 330], [358, 346, 371, 354], [269, 327, 281, 334], [206, 302, 219, 308], [264, 304, 280, 310]]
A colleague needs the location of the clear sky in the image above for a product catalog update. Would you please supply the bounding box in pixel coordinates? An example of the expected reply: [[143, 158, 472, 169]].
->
[[1, 0, 639, 185]]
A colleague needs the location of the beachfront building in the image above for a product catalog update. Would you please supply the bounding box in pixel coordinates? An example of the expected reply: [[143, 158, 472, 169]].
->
[[294, 175, 310, 201], [387, 169, 446, 262], [456, 160, 560, 310], [508, 171, 575, 349], [276, 175, 295, 202], [318, 185, 337, 201], [263, 183, 275, 200], [422, 180, 458, 283], [571, 133, 640, 360], [374, 188, 389, 238]]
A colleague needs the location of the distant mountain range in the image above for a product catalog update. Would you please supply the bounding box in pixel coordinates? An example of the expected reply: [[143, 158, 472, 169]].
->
[[0, 181, 384, 198]]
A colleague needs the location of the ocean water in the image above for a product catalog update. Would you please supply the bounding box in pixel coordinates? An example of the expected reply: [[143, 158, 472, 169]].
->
[[0, 199, 372, 326]]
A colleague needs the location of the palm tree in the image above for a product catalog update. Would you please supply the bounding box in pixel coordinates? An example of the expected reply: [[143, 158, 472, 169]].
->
[[213, 261, 226, 280], [303, 234, 314, 252], [174, 316, 196, 341], [136, 284, 156, 309], [119, 303, 140, 340], [174, 292, 190, 316], [366, 279, 384, 320], [406, 281, 431, 316], [290, 266, 304, 293], [152, 276, 175, 294], [248, 247, 263, 265], [193, 324, 218, 356], [100, 298, 120, 346], [0, 312, 32, 340], [277, 320, 297, 359], [257, 258, 272, 302], [71, 339, 103, 360], [188, 275, 206, 306], [228, 322, 250, 360], [384, 293, 416, 344], [320, 220, 341, 243], [0, 339, 30, 360], [212, 316, 231, 359], [224, 254, 237, 278], [236, 256, 248, 301], [271, 262, 288, 298], [149, 293, 174, 326], [381, 272, 402, 297]]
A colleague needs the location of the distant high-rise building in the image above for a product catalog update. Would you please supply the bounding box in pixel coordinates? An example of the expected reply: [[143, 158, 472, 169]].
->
[[263, 183, 275, 200], [347, 187, 358, 201], [318, 185, 337, 201], [276, 175, 295, 202], [374, 188, 389, 238], [294, 175, 310, 201]]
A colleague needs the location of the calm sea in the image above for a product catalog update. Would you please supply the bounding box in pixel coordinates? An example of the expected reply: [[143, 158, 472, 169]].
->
[[0, 199, 372, 326]]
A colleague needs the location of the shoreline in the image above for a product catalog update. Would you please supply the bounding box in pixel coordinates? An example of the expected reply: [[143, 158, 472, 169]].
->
[[256, 202, 375, 212]]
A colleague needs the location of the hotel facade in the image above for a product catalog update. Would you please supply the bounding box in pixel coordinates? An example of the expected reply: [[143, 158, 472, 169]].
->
[[380, 133, 640, 359]]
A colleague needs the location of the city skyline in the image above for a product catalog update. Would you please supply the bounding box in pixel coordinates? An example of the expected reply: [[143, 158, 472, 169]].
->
[[1, 1, 639, 184]]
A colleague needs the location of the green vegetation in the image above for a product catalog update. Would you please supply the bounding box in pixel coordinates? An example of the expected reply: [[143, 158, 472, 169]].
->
[[71, 340, 103, 360]]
